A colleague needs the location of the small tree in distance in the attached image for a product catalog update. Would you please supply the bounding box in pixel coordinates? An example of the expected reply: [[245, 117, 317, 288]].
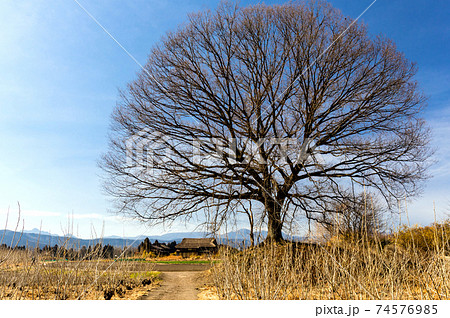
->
[[318, 192, 385, 241], [101, 1, 431, 242]]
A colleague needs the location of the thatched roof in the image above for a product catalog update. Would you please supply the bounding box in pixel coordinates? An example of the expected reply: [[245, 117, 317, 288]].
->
[[149, 244, 171, 251], [176, 238, 217, 249]]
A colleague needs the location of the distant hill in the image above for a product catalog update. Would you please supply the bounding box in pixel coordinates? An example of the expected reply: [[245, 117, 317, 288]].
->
[[23, 228, 52, 236], [0, 229, 208, 249], [0, 228, 305, 249], [0, 229, 144, 249]]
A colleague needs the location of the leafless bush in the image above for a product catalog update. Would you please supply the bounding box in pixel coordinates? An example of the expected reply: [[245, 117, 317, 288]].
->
[[212, 231, 449, 300], [318, 192, 386, 242]]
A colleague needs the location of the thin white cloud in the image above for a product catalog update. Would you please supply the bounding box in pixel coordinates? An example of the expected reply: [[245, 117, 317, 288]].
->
[[0, 208, 130, 223], [70, 213, 105, 220], [70, 212, 128, 223], [20, 209, 61, 218]]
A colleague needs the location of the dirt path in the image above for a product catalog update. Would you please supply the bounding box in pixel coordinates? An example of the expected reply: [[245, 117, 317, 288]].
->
[[140, 263, 211, 300]]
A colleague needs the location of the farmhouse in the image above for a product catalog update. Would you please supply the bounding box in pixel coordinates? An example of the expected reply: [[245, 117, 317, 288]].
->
[[175, 238, 218, 258], [148, 240, 174, 256], [137, 238, 177, 256]]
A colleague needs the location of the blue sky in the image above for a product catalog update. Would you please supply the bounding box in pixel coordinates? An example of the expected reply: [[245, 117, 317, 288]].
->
[[0, 0, 449, 238]]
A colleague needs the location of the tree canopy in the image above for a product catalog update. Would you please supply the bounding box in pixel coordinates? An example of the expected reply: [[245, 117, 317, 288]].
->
[[101, 1, 431, 242]]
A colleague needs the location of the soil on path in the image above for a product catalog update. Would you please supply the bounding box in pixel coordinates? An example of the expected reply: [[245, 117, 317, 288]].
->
[[140, 263, 212, 300]]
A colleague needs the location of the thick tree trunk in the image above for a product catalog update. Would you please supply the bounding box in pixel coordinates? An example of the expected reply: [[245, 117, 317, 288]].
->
[[265, 201, 284, 243]]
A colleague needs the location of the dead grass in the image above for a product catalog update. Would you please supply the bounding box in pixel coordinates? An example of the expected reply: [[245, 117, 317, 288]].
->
[[212, 236, 450, 300], [0, 249, 161, 300]]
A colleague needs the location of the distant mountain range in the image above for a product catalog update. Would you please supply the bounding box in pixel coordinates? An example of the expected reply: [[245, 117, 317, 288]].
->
[[0, 228, 305, 249], [22, 228, 53, 236]]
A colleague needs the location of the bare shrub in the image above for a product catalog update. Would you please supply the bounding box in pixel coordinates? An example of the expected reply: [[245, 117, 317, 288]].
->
[[212, 232, 449, 300], [318, 192, 386, 242]]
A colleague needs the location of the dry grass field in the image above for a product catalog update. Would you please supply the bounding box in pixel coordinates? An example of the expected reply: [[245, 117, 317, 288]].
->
[[0, 249, 161, 300], [210, 223, 450, 300], [1, 220, 448, 300]]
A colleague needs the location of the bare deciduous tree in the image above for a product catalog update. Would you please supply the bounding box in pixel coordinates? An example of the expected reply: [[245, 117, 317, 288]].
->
[[101, 1, 431, 242], [318, 191, 386, 240]]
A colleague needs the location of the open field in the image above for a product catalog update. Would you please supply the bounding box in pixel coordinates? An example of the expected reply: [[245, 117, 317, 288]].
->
[[1, 244, 449, 300], [1, 220, 449, 300], [0, 250, 161, 300]]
